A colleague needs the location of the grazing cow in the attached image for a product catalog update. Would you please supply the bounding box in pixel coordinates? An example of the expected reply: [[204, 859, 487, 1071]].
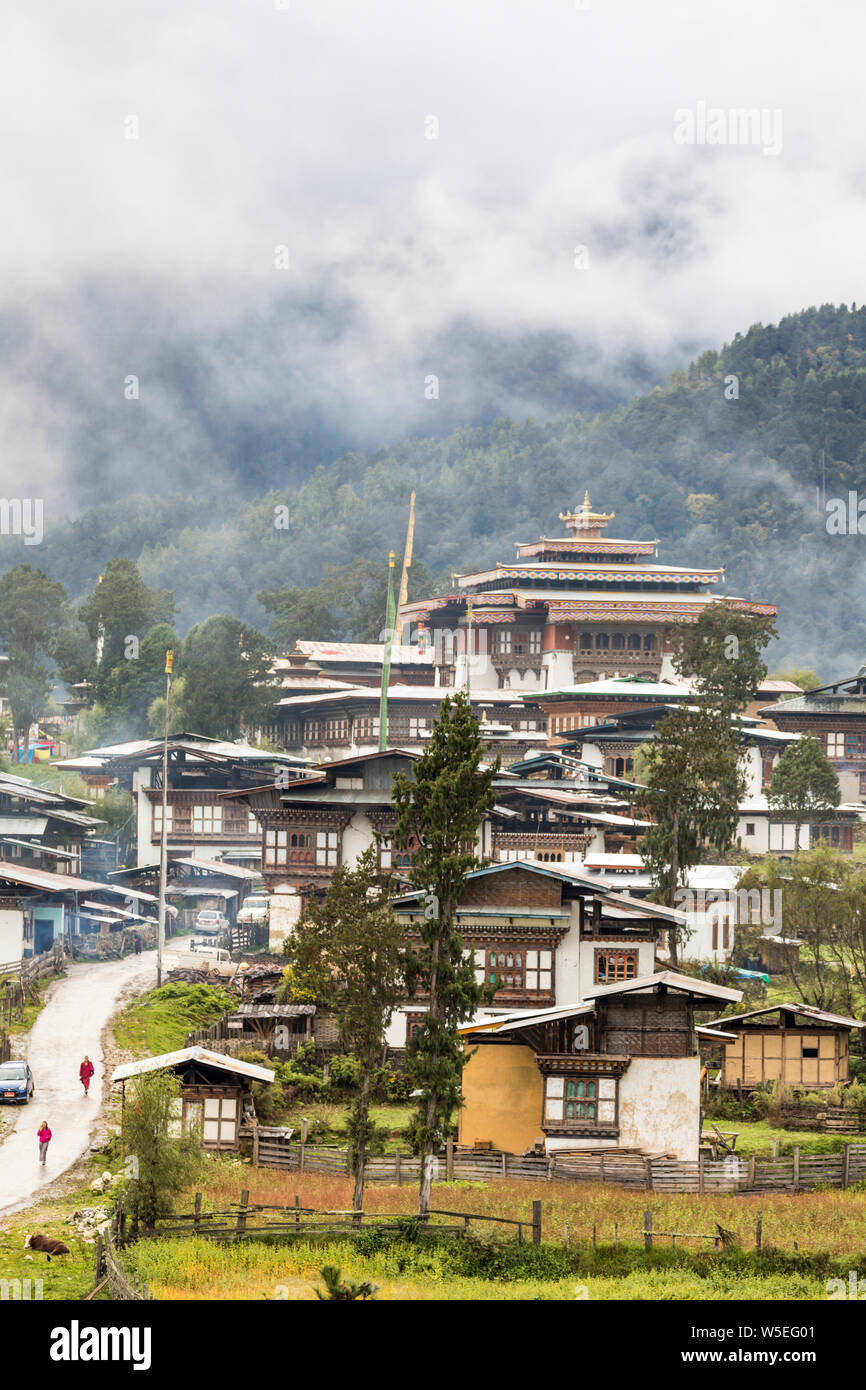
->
[[24, 1233, 70, 1262]]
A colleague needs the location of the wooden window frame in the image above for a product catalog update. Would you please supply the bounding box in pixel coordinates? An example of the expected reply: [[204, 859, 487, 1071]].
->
[[594, 949, 638, 984]]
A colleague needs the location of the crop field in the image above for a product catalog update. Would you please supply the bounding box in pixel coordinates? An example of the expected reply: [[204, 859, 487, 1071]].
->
[[111, 1158, 866, 1301], [191, 1160, 866, 1258]]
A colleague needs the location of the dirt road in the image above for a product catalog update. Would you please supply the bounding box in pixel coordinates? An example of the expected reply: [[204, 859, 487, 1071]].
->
[[0, 952, 155, 1217]]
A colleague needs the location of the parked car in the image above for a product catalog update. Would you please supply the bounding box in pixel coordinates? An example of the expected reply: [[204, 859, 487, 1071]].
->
[[194, 909, 229, 936], [0, 1060, 34, 1104], [237, 895, 270, 926]]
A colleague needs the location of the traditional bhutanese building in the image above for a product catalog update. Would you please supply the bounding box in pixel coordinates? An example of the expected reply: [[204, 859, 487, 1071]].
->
[[399, 491, 776, 692]]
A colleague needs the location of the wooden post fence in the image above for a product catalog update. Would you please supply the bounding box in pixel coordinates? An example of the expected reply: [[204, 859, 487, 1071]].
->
[[531, 1200, 542, 1246], [644, 1210, 653, 1250], [843, 1144, 851, 1189], [446, 1137, 454, 1182], [193, 1192, 202, 1232], [236, 1190, 249, 1237], [755, 1211, 762, 1254], [792, 1146, 800, 1192]]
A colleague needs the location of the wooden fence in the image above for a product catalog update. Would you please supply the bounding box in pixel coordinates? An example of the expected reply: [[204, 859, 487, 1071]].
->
[[244, 1131, 866, 1195], [0, 944, 65, 1025]]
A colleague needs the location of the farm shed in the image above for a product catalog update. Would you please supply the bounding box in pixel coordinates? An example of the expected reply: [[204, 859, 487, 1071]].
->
[[700, 1003, 865, 1090], [111, 1047, 275, 1151], [226, 1003, 314, 1049]]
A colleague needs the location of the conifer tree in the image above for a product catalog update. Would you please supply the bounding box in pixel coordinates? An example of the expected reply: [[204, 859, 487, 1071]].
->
[[286, 846, 408, 1214], [390, 692, 498, 1217]]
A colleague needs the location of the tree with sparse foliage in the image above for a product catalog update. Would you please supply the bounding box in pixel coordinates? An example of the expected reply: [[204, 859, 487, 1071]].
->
[[390, 692, 499, 1218], [635, 705, 747, 965], [286, 846, 409, 1213], [673, 607, 777, 713], [120, 1070, 201, 1233], [767, 734, 840, 860]]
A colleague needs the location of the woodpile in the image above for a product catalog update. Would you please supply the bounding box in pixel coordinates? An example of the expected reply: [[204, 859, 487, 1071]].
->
[[165, 967, 212, 985]]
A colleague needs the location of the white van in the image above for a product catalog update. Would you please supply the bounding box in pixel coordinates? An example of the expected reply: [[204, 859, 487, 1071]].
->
[[165, 941, 235, 978]]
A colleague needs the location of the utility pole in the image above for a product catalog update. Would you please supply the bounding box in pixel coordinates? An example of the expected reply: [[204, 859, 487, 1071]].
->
[[156, 649, 173, 986]]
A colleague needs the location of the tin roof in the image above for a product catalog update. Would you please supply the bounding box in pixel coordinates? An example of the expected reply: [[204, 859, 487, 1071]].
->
[[111, 1046, 275, 1083]]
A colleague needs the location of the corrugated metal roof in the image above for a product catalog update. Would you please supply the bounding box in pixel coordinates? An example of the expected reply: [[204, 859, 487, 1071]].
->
[[585, 970, 743, 1004], [111, 1046, 275, 1083], [700, 1002, 866, 1030]]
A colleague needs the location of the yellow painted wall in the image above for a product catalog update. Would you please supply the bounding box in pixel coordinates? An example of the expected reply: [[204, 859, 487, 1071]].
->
[[459, 1044, 544, 1155]]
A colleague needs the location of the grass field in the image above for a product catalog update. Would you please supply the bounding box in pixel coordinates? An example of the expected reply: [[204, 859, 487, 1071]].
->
[[118, 1155, 866, 1300], [113, 981, 233, 1056], [0, 1183, 111, 1301], [704, 1118, 866, 1156], [125, 1233, 836, 1301]]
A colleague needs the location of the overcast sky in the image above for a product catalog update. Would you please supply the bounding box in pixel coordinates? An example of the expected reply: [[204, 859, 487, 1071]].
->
[[4, 0, 866, 507]]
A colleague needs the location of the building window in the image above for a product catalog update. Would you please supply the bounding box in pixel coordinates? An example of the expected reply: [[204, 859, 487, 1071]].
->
[[192, 805, 222, 835], [762, 758, 775, 787], [354, 716, 380, 741], [611, 632, 625, 651], [745, 822, 756, 836], [495, 629, 512, 655], [544, 1074, 617, 1127], [265, 829, 287, 866], [316, 830, 339, 867], [529, 630, 542, 654], [595, 633, 609, 651], [525, 948, 552, 992], [643, 634, 656, 653], [826, 732, 844, 758], [579, 632, 593, 652], [811, 823, 853, 851], [627, 633, 642, 651], [594, 950, 637, 984], [845, 732, 866, 758], [248, 812, 259, 834], [153, 804, 173, 834], [481, 948, 524, 990]]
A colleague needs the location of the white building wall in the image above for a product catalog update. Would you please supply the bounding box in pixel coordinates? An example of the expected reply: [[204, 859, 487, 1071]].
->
[[267, 887, 301, 952], [342, 811, 375, 868], [0, 908, 25, 965], [544, 1055, 701, 1161], [542, 650, 573, 690], [134, 766, 158, 867], [575, 936, 657, 997]]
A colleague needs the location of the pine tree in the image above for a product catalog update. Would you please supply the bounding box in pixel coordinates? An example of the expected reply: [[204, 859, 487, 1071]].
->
[[390, 692, 499, 1217], [286, 846, 409, 1214]]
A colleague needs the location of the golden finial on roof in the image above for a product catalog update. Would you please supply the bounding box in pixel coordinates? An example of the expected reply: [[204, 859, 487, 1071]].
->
[[559, 490, 614, 537]]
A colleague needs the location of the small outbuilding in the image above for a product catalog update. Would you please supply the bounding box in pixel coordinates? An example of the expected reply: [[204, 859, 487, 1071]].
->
[[111, 1046, 275, 1151], [700, 1003, 866, 1090]]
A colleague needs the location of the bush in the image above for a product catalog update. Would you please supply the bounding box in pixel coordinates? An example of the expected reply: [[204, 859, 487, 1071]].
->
[[373, 1067, 414, 1103], [328, 1054, 361, 1090], [292, 1040, 322, 1076]]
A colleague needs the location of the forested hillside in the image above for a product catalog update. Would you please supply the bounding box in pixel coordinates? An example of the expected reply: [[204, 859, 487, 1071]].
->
[[7, 303, 866, 673]]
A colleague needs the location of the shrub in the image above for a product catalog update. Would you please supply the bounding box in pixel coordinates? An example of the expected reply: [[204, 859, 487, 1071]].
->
[[292, 1040, 322, 1076], [328, 1054, 361, 1090], [372, 1066, 414, 1103]]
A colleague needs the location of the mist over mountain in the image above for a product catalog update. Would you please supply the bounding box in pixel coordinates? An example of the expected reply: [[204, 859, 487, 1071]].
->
[[4, 303, 866, 677], [2, 276, 673, 509]]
